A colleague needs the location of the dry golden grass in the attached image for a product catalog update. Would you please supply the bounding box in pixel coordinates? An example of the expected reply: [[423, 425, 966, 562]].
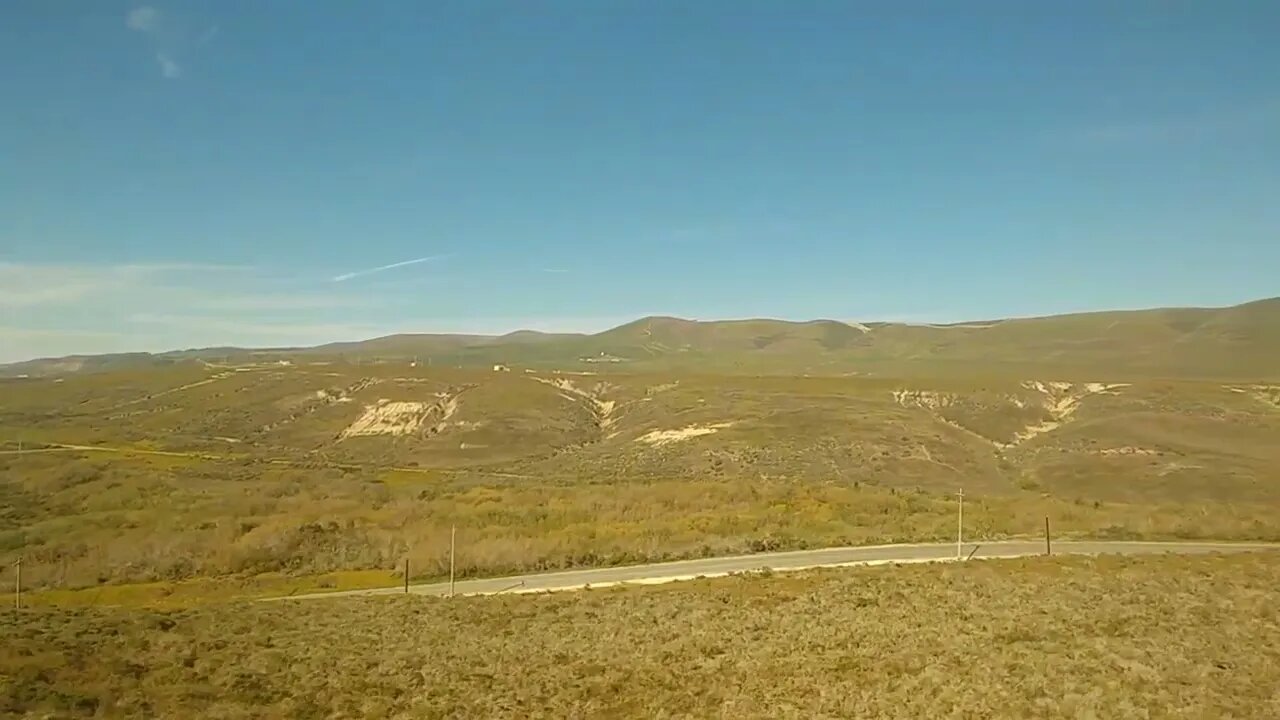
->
[[10, 448, 1280, 605], [3, 362, 1278, 601], [4, 553, 1280, 718]]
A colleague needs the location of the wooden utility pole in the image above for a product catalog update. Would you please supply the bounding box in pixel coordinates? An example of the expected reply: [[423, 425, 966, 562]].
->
[[1045, 516, 1052, 556], [14, 558, 20, 611], [956, 489, 964, 560], [404, 558, 410, 594], [449, 526, 456, 598]]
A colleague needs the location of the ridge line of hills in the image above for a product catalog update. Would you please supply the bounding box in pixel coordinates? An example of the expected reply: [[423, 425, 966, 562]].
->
[[3, 296, 1277, 380]]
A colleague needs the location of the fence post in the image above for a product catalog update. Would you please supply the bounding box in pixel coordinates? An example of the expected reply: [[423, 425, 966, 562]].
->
[[1044, 516, 1051, 556], [449, 526, 456, 598], [404, 558, 410, 594]]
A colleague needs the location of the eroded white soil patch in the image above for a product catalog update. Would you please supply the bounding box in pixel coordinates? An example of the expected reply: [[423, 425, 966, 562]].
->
[[891, 390, 956, 411], [892, 381, 1129, 450], [339, 391, 461, 439], [636, 423, 735, 446], [534, 376, 618, 430], [1228, 385, 1280, 410], [1005, 381, 1129, 446], [1098, 446, 1160, 457], [262, 378, 381, 433], [341, 401, 432, 438]]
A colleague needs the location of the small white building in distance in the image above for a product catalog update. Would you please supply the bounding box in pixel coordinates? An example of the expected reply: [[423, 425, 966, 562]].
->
[[493, 364, 510, 372]]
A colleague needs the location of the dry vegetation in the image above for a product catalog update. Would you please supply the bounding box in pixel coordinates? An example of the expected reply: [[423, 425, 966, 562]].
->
[[2, 360, 1280, 600], [4, 552, 1280, 718], [6, 297, 1278, 381], [2, 302, 1279, 716]]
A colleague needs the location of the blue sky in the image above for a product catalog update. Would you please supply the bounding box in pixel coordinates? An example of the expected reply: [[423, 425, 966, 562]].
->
[[2, 1, 1278, 362]]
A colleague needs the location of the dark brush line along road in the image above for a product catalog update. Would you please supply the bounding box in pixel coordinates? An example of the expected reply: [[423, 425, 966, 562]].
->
[[277, 540, 1279, 601]]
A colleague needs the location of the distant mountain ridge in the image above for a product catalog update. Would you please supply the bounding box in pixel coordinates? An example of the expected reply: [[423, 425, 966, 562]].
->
[[3, 297, 1277, 380]]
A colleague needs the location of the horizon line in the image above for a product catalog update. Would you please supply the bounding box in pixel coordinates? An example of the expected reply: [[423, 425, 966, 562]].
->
[[2, 295, 1274, 366]]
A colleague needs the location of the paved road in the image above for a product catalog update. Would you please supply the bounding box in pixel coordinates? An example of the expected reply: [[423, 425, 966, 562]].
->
[[277, 540, 1278, 601]]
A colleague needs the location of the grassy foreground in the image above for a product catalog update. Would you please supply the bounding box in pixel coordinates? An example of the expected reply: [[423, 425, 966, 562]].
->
[[14, 470, 1280, 609], [4, 552, 1280, 719]]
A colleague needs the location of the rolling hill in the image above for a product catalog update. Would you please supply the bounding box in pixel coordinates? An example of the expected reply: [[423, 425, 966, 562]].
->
[[3, 353, 1279, 594], [3, 296, 1278, 602], [3, 297, 1278, 380]]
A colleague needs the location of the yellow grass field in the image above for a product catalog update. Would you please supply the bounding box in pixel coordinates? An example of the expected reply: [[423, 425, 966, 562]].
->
[[4, 552, 1280, 718], [2, 355, 1279, 601]]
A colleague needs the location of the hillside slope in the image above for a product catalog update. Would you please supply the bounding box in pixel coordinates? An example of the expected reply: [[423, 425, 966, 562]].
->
[[274, 296, 1280, 379], [3, 361, 1279, 590], [3, 297, 1277, 379]]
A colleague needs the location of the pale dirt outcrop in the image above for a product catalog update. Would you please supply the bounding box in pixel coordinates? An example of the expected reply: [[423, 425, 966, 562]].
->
[[636, 423, 735, 446], [533, 376, 618, 430], [892, 381, 1130, 449], [339, 391, 462, 439]]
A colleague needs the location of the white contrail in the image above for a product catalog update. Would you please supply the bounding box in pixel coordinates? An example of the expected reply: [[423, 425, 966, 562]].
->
[[331, 255, 448, 282]]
